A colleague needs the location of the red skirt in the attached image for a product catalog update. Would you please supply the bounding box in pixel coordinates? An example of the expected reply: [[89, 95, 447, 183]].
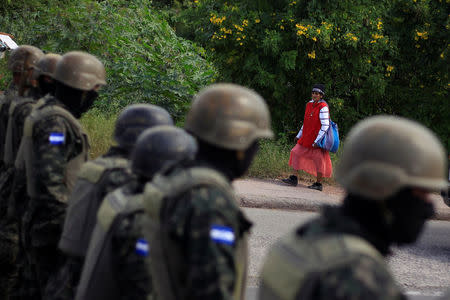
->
[[288, 144, 332, 177]]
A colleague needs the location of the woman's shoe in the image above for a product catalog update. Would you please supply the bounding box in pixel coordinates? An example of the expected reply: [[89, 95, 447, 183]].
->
[[281, 175, 298, 186], [307, 182, 323, 191]]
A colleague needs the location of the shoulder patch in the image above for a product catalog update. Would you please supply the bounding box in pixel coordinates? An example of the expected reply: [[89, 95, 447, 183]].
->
[[135, 238, 150, 257], [49, 132, 65, 145], [210, 225, 235, 245]]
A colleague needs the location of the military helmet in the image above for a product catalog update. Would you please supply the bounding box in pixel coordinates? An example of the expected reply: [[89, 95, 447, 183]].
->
[[336, 115, 447, 200], [114, 104, 174, 150], [32, 53, 62, 80], [131, 126, 198, 179], [7, 45, 44, 72], [53, 51, 106, 91], [184, 83, 274, 151]]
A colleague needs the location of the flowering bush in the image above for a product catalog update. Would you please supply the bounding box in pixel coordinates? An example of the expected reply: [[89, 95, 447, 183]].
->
[[175, 0, 448, 149]]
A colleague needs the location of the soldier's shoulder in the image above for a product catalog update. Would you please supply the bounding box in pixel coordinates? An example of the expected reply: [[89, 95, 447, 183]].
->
[[189, 183, 237, 213], [320, 253, 403, 300]]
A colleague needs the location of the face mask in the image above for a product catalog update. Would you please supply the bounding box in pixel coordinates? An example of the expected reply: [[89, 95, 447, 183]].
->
[[38, 77, 56, 96], [56, 82, 98, 118], [233, 141, 259, 178], [387, 189, 435, 245]]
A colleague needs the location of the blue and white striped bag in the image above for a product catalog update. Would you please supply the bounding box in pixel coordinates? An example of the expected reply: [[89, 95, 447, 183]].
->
[[317, 120, 339, 153]]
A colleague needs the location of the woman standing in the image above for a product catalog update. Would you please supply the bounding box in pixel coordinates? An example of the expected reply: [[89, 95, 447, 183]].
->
[[282, 84, 332, 191]]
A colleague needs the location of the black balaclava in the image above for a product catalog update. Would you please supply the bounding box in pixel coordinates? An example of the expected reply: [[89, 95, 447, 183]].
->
[[342, 188, 435, 254], [37, 76, 57, 97], [385, 188, 435, 245], [196, 139, 259, 181], [55, 81, 98, 118]]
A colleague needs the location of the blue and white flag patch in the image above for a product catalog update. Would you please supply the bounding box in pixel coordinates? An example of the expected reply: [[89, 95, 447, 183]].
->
[[210, 225, 235, 245], [135, 238, 149, 257], [49, 132, 65, 145]]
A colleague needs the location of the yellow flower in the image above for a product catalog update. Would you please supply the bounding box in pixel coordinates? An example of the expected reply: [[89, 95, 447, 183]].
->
[[316, 29, 321, 34], [289, 1, 297, 5], [255, 18, 261, 23], [194, 0, 198, 3], [234, 24, 244, 31], [312, 37, 317, 42], [236, 37, 241, 41], [385, 73, 391, 77], [351, 36, 358, 42], [307, 50, 316, 59], [372, 33, 383, 39], [239, 42, 243, 46], [297, 30, 306, 36], [377, 20, 383, 30], [370, 40, 377, 44], [367, 59, 371, 63], [440, 52, 445, 58], [295, 24, 308, 31], [416, 44, 420, 48], [280, 25, 285, 30], [416, 31, 428, 39], [242, 19, 249, 27], [386, 65, 394, 72]]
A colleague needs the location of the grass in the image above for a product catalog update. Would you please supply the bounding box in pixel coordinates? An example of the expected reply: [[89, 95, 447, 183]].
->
[[247, 139, 341, 185], [80, 111, 341, 185], [80, 109, 117, 159]]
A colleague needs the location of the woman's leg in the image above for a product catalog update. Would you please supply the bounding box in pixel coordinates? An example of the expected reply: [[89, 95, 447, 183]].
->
[[317, 172, 323, 183]]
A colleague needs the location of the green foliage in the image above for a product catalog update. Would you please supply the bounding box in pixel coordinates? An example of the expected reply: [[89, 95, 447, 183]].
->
[[172, 0, 449, 150], [0, 0, 216, 121], [81, 108, 117, 158]]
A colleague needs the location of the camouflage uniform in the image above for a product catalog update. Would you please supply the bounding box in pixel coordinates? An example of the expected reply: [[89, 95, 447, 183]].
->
[[76, 126, 196, 300], [112, 207, 151, 300], [45, 147, 133, 300], [261, 205, 406, 300], [75, 181, 151, 300], [160, 165, 252, 300], [0, 87, 20, 298], [51, 104, 172, 300], [140, 84, 272, 300], [0, 46, 43, 300], [110, 182, 152, 300], [21, 95, 89, 297]]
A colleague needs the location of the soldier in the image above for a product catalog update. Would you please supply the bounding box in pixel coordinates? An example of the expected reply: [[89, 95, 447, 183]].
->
[[3, 54, 62, 205], [76, 126, 197, 300], [259, 116, 447, 300], [140, 83, 273, 300], [46, 104, 173, 300], [0, 45, 43, 169], [18, 51, 105, 299], [0, 45, 44, 300]]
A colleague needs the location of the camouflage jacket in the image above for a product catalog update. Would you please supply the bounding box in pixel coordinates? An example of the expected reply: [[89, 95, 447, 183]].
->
[[292, 206, 406, 300], [112, 182, 151, 300], [163, 165, 252, 300], [23, 95, 89, 244], [0, 83, 18, 166]]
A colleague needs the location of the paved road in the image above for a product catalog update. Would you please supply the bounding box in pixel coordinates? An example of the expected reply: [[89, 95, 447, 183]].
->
[[243, 207, 450, 300]]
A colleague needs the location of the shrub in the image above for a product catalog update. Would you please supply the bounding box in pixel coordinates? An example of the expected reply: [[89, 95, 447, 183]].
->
[[172, 0, 449, 150], [0, 0, 217, 121]]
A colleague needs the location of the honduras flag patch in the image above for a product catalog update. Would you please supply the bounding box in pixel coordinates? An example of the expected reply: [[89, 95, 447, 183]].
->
[[135, 238, 149, 257], [210, 225, 235, 245], [49, 132, 65, 145]]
